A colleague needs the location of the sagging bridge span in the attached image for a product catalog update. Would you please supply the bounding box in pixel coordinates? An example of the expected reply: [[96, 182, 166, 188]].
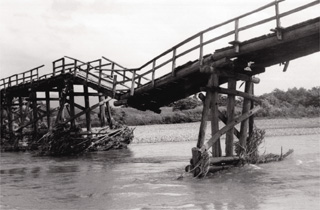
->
[[1, 0, 319, 167]]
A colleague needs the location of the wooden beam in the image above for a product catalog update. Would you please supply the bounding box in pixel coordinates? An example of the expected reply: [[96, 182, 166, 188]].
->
[[202, 86, 262, 104]]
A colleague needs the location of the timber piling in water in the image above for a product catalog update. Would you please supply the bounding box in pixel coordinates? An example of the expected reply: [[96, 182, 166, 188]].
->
[[0, 1, 319, 165]]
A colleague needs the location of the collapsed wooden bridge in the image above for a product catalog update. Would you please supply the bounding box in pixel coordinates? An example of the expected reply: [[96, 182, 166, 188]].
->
[[1, 1, 319, 164]]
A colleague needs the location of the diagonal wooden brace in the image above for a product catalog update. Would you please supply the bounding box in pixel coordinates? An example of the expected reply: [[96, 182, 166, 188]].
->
[[201, 105, 261, 153]]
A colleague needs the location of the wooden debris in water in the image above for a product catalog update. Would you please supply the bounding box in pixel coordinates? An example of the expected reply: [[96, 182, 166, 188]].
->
[[36, 123, 134, 156], [186, 127, 294, 178]]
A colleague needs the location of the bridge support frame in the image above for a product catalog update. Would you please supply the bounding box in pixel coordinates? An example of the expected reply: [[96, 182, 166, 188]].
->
[[192, 71, 260, 177]]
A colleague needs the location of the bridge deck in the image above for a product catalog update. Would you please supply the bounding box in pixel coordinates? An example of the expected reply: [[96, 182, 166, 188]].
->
[[121, 17, 319, 112]]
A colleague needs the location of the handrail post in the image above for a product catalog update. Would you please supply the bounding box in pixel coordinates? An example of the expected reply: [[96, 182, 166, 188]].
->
[[86, 63, 89, 82], [98, 59, 102, 88], [138, 76, 141, 87], [53, 61, 56, 76], [36, 68, 39, 80], [111, 63, 115, 77], [229, 19, 241, 53], [272, 1, 284, 40], [62, 58, 65, 74], [199, 34, 204, 66], [112, 75, 117, 98], [74, 60, 78, 76], [172, 48, 176, 77], [152, 60, 156, 88], [130, 70, 136, 96], [15, 74, 18, 85]]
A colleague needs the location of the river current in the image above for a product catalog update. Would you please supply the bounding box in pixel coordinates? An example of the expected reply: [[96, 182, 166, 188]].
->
[[1, 134, 319, 210]]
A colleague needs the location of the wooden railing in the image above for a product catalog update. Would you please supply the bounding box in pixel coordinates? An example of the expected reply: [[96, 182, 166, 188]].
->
[[0, 65, 44, 89], [116, 0, 319, 96], [1, 0, 318, 96]]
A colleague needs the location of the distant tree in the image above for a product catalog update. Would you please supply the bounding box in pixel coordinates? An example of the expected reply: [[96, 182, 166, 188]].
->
[[172, 97, 202, 111]]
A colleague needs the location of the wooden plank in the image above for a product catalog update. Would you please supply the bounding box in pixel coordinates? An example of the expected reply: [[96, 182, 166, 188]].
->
[[239, 81, 252, 155], [225, 78, 237, 156], [211, 73, 221, 157], [201, 105, 261, 153]]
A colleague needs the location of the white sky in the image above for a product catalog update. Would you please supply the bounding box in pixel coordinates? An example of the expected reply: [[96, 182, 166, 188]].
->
[[0, 0, 319, 96]]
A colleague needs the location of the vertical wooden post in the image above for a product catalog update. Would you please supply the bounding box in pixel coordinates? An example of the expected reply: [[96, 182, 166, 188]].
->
[[249, 83, 254, 136], [6, 96, 13, 134], [196, 75, 214, 148], [225, 78, 237, 156], [152, 60, 156, 87], [83, 85, 91, 133], [172, 48, 176, 77], [211, 73, 221, 157], [106, 101, 114, 129], [69, 84, 75, 128], [18, 97, 23, 135], [45, 90, 51, 129], [18, 97, 23, 124], [55, 89, 63, 124], [239, 81, 252, 155], [31, 90, 38, 138], [199, 34, 204, 66], [130, 70, 136, 96], [99, 92, 107, 127], [0, 101, 3, 138]]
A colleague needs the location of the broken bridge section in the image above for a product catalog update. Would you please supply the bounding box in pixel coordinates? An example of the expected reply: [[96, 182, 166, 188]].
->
[[0, 0, 319, 163]]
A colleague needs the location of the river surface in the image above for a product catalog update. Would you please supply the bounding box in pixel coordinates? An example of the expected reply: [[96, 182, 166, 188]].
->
[[1, 134, 319, 210]]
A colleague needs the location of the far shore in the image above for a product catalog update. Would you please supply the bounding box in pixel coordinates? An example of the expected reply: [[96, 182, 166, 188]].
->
[[131, 117, 320, 144]]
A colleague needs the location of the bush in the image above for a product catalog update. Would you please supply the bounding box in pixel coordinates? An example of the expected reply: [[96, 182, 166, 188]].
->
[[172, 97, 202, 111]]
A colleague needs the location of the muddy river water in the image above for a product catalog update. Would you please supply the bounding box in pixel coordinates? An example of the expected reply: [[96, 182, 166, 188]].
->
[[1, 134, 319, 210]]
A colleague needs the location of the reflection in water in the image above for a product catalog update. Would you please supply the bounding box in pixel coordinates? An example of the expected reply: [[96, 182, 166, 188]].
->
[[0, 134, 319, 210]]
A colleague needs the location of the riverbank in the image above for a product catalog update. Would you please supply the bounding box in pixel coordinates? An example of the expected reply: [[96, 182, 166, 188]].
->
[[131, 117, 320, 143]]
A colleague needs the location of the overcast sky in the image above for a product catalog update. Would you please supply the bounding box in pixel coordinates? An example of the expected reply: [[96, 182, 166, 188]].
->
[[0, 0, 319, 96]]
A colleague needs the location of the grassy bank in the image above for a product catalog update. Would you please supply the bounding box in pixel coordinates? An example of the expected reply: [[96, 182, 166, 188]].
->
[[131, 117, 320, 144]]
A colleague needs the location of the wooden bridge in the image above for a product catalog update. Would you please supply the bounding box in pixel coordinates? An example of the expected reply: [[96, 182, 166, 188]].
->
[[1, 0, 319, 171]]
